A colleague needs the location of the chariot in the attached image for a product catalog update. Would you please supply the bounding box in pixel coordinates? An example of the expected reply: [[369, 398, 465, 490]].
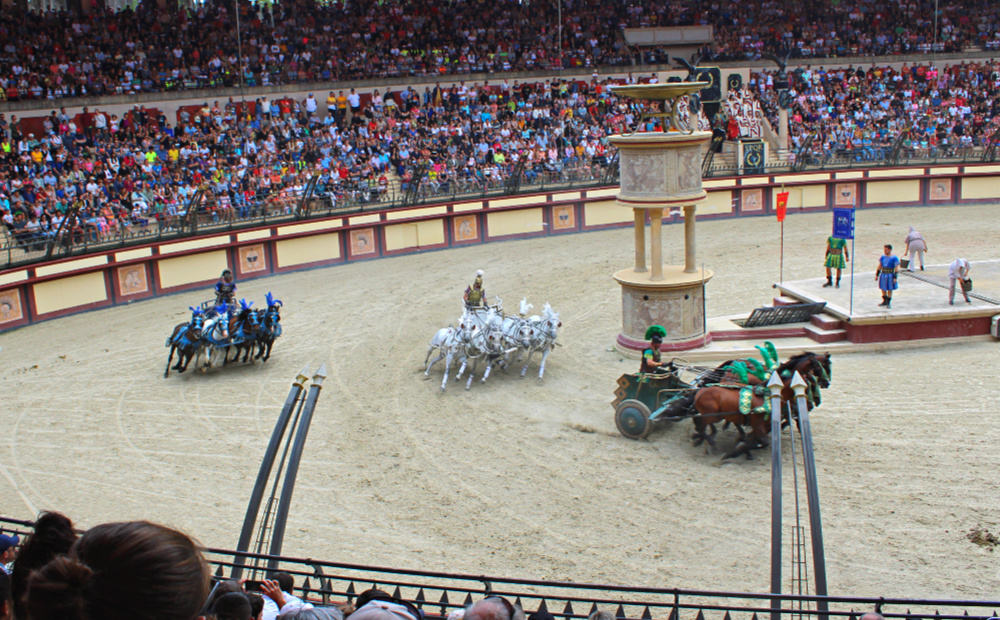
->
[[612, 365, 700, 440]]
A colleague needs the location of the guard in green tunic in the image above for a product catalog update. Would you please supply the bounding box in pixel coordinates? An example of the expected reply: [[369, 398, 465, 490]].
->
[[464, 269, 486, 308], [640, 325, 671, 374], [823, 236, 849, 288]]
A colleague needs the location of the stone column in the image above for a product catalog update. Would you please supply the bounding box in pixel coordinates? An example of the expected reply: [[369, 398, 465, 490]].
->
[[650, 207, 663, 281], [684, 204, 697, 273], [633, 209, 646, 273]]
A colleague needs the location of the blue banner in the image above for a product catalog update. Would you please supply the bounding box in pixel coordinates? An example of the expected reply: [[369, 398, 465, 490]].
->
[[832, 208, 855, 239]]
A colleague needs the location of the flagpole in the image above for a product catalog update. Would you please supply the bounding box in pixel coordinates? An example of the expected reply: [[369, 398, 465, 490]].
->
[[849, 200, 856, 317], [780, 219, 784, 284], [776, 187, 788, 285]]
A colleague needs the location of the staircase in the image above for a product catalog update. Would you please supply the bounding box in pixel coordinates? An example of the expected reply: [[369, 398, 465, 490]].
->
[[771, 295, 849, 344], [804, 312, 848, 343]]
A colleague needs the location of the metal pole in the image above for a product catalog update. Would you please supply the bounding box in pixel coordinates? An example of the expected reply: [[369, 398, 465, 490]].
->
[[792, 371, 829, 612], [767, 372, 784, 620], [268, 364, 327, 567], [849, 229, 856, 317], [232, 368, 309, 580], [780, 219, 784, 284]]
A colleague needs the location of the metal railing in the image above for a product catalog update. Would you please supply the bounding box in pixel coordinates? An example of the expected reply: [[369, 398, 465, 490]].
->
[[0, 514, 994, 620]]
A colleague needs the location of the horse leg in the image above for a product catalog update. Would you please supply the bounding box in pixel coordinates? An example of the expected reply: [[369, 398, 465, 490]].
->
[[481, 357, 494, 383], [165, 345, 176, 378], [440, 350, 453, 392], [178, 347, 194, 373], [536, 346, 550, 381], [465, 358, 478, 390], [425, 349, 445, 376], [520, 349, 533, 377]]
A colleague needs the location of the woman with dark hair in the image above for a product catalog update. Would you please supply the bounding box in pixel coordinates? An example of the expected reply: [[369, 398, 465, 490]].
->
[[25, 520, 209, 620], [10, 511, 77, 620]]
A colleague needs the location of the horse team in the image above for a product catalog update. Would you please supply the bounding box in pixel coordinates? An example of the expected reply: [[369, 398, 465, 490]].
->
[[424, 298, 561, 391], [637, 347, 832, 459], [164, 292, 283, 377]]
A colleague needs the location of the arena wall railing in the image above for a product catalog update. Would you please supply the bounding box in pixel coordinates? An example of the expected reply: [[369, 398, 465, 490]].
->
[[2, 162, 1000, 332], [0, 516, 996, 620]]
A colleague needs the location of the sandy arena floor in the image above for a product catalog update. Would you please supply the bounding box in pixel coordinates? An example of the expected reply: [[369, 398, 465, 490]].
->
[[1, 204, 998, 601]]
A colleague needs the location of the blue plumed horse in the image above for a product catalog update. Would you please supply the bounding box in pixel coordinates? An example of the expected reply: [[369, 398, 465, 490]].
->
[[254, 292, 283, 362], [224, 299, 261, 364], [164, 307, 205, 377]]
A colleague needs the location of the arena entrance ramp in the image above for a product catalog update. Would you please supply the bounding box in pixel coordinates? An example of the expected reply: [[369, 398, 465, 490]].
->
[[231, 365, 328, 580]]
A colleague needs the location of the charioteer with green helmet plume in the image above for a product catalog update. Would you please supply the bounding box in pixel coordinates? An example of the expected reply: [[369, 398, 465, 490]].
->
[[641, 325, 672, 374]]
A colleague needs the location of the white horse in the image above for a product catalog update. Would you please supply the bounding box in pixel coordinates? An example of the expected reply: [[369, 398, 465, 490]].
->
[[424, 325, 467, 391], [520, 302, 561, 381], [455, 302, 519, 389]]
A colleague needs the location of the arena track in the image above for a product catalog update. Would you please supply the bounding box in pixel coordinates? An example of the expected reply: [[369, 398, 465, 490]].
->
[[1, 205, 997, 600]]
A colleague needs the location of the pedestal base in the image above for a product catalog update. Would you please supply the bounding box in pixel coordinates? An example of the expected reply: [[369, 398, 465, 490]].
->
[[613, 265, 714, 355]]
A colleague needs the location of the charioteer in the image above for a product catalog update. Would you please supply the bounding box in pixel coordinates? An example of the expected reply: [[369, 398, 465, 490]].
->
[[463, 269, 486, 308], [640, 325, 673, 374], [215, 269, 237, 306]]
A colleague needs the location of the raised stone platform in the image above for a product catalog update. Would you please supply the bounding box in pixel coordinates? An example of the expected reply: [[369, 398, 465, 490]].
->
[[665, 259, 1000, 362]]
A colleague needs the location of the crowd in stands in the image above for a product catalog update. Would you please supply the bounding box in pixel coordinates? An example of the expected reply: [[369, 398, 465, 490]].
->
[[747, 60, 1000, 162], [2, 0, 1000, 102], [0, 510, 558, 620], [6, 55, 1000, 252], [0, 78, 629, 250]]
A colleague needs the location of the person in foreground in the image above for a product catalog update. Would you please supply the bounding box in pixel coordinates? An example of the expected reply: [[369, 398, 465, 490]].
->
[[24, 520, 209, 620]]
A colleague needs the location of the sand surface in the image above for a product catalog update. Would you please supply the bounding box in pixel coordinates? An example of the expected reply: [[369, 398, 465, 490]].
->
[[1, 204, 998, 601]]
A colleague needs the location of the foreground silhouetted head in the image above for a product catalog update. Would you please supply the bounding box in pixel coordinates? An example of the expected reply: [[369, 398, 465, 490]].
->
[[26, 520, 209, 620]]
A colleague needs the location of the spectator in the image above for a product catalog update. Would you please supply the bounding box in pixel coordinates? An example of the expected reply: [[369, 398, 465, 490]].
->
[[0, 571, 11, 620], [348, 592, 420, 620], [464, 597, 525, 620], [260, 571, 311, 620], [10, 511, 77, 620], [0, 534, 17, 574], [212, 591, 254, 620], [25, 520, 210, 620]]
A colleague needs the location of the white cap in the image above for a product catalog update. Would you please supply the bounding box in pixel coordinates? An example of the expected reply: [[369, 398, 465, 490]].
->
[[476, 269, 484, 277]]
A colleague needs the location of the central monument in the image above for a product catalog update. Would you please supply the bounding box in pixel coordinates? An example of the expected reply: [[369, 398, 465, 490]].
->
[[609, 82, 714, 353]]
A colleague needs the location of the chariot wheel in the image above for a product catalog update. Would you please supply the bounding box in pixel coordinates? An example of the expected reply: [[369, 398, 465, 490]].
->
[[615, 399, 652, 440]]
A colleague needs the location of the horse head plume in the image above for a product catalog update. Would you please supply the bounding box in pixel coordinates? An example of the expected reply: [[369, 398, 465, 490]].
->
[[724, 361, 749, 384], [755, 343, 778, 370], [265, 292, 283, 308], [519, 297, 533, 317], [188, 306, 203, 316], [215, 301, 229, 315], [240, 298, 254, 311], [744, 358, 768, 380], [764, 341, 778, 364]]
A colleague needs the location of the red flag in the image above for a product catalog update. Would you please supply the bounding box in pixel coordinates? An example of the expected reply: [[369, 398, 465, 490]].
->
[[775, 191, 789, 222]]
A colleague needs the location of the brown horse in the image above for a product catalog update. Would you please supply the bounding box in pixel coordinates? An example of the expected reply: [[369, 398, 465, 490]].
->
[[691, 352, 831, 459]]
